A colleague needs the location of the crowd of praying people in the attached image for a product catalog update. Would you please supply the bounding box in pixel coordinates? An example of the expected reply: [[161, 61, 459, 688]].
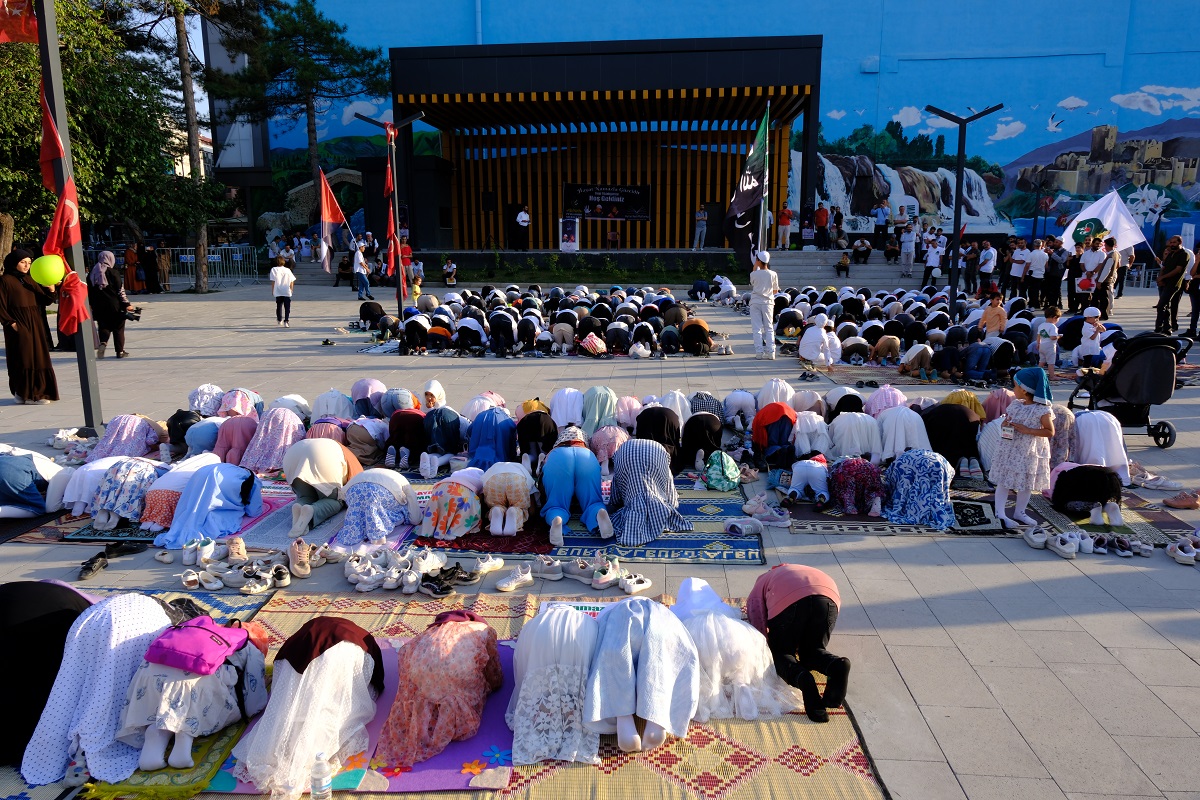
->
[[3, 564, 849, 796], [0, 364, 1140, 591], [359, 283, 732, 358]]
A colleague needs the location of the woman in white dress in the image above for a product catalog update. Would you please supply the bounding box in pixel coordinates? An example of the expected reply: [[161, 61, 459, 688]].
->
[[671, 578, 802, 722], [506, 605, 600, 765]]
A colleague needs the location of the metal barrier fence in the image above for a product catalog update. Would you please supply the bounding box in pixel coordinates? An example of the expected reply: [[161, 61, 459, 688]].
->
[[81, 246, 261, 289]]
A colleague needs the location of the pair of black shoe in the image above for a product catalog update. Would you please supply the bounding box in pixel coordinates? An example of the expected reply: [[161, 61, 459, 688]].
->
[[79, 541, 149, 580], [793, 657, 852, 723]]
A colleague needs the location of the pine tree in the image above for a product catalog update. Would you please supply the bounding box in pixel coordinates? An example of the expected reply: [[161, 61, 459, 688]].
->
[[206, 0, 389, 192]]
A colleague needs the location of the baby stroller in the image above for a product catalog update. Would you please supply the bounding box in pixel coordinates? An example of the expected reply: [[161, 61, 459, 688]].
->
[[1067, 333, 1186, 448]]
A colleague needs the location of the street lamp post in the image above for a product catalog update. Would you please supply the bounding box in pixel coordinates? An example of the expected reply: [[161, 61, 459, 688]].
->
[[354, 110, 424, 252], [924, 103, 1003, 299]]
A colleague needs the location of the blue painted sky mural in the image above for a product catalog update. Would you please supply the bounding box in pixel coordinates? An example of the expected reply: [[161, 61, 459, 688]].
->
[[255, 0, 1199, 244]]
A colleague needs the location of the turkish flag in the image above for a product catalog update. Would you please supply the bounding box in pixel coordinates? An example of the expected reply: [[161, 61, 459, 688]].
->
[[318, 168, 346, 273], [43, 176, 81, 256], [0, 0, 39, 43], [383, 125, 395, 197], [40, 81, 65, 193]]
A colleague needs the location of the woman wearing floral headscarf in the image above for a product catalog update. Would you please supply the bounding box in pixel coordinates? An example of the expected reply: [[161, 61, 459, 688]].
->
[[989, 367, 1054, 529], [86, 250, 131, 358], [0, 249, 58, 403]]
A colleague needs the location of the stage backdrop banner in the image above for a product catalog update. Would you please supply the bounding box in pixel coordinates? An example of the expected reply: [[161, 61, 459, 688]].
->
[[563, 183, 652, 221]]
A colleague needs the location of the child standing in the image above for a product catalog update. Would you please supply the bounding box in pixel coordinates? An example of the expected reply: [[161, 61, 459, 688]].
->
[[1075, 306, 1104, 368], [1037, 306, 1062, 379], [989, 367, 1054, 528], [980, 292, 1007, 338]]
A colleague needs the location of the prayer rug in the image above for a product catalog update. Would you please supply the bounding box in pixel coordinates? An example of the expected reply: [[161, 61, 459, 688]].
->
[[82, 721, 246, 800], [404, 482, 764, 564], [1028, 493, 1186, 545], [0, 510, 63, 545], [206, 644, 519, 795], [82, 588, 274, 622], [8, 511, 91, 544], [201, 592, 888, 800], [786, 490, 1016, 537], [61, 496, 294, 546], [0, 766, 68, 800]]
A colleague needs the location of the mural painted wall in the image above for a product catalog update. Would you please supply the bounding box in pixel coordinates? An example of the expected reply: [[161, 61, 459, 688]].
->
[[256, 0, 1199, 248]]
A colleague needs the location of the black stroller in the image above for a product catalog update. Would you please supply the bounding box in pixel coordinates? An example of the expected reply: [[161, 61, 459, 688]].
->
[[1067, 333, 1188, 448]]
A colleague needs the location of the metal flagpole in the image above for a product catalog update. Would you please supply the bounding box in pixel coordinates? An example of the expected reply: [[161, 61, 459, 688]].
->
[[34, 0, 103, 428], [759, 101, 771, 255]]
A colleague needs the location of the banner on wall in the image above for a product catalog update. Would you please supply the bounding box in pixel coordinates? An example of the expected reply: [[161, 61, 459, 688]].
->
[[559, 218, 579, 252], [563, 184, 652, 221]]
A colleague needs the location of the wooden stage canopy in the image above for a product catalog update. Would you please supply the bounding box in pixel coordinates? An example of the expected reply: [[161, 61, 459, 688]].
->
[[389, 36, 822, 251]]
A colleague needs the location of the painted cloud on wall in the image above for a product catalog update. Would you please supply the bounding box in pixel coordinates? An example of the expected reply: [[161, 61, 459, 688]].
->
[[925, 115, 957, 129], [1141, 85, 1200, 111], [1111, 91, 1162, 115], [988, 120, 1026, 141], [826, 109, 847, 120], [892, 106, 923, 127], [1057, 96, 1088, 111], [339, 98, 391, 126]]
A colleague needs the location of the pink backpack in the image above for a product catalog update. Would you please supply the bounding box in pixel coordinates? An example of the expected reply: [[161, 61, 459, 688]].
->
[[144, 616, 249, 675]]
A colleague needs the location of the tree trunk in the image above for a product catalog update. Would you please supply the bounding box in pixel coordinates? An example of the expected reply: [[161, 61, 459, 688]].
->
[[0, 212, 13, 268], [175, 2, 208, 294]]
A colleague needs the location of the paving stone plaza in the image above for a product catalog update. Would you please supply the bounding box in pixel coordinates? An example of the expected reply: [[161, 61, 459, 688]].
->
[[2, 280, 1198, 800]]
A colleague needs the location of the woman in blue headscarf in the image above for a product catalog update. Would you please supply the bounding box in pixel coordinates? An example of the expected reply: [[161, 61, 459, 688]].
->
[[988, 367, 1054, 529], [153, 463, 263, 549]]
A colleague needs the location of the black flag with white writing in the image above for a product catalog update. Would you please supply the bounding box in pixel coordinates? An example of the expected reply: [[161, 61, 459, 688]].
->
[[724, 109, 769, 268]]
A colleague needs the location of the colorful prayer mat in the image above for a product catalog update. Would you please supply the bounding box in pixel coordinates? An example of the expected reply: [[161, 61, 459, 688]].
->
[[786, 489, 1014, 537], [200, 592, 887, 800], [82, 588, 274, 622], [83, 721, 246, 800], [404, 481, 763, 564], [1028, 492, 1186, 545], [0, 766, 64, 800], [62, 496, 294, 546]]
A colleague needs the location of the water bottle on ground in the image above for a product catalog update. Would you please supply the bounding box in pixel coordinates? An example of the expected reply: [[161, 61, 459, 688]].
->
[[310, 752, 333, 800]]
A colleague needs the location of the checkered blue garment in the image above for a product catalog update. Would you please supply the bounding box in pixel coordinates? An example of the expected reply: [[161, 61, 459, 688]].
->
[[609, 439, 694, 547]]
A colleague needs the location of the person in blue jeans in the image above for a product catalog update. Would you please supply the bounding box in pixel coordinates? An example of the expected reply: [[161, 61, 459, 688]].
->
[[961, 341, 993, 382], [353, 241, 374, 301], [540, 426, 613, 546]]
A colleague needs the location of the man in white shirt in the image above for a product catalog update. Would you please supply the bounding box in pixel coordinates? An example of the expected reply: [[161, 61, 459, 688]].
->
[[899, 224, 916, 278], [851, 237, 873, 264], [1008, 239, 1031, 299], [268, 256, 296, 327], [978, 240, 998, 294], [935, 228, 948, 251], [921, 242, 943, 287], [353, 241, 374, 300], [515, 205, 531, 251], [1025, 239, 1049, 307], [749, 250, 780, 359]]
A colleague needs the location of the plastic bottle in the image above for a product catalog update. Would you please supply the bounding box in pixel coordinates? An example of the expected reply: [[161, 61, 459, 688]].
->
[[310, 752, 333, 800]]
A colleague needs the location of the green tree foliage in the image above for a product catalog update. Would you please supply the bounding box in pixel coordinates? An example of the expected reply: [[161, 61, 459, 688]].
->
[[0, 0, 227, 241], [206, 0, 389, 192]]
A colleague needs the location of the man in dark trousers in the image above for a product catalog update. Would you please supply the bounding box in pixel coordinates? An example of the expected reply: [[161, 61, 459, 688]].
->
[[1155, 235, 1189, 333], [746, 564, 851, 722]]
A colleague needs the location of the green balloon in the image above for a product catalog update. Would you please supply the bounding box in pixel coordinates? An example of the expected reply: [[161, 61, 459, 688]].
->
[[30, 254, 66, 286]]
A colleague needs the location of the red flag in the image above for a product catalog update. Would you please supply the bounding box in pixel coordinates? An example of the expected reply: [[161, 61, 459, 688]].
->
[[383, 124, 395, 197], [318, 168, 346, 273], [43, 176, 81, 256], [959, 222, 968, 238], [0, 0, 39, 43], [40, 81, 65, 193]]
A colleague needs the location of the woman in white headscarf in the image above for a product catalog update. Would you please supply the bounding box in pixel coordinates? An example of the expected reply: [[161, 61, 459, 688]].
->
[[797, 314, 834, 368]]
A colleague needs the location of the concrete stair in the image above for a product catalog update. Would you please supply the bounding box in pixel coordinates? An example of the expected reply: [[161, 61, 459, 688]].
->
[[768, 250, 926, 291]]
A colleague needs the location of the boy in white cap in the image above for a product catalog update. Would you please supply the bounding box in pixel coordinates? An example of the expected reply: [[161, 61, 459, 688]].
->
[[749, 250, 780, 360], [1076, 307, 1104, 369]]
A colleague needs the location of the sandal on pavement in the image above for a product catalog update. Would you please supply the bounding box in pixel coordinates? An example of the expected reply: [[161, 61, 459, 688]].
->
[[177, 569, 202, 590], [1163, 491, 1200, 510], [752, 506, 793, 528], [240, 571, 274, 595], [154, 550, 174, 564], [197, 570, 225, 591], [1112, 536, 1134, 558], [1167, 540, 1197, 565], [289, 538, 312, 578]]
